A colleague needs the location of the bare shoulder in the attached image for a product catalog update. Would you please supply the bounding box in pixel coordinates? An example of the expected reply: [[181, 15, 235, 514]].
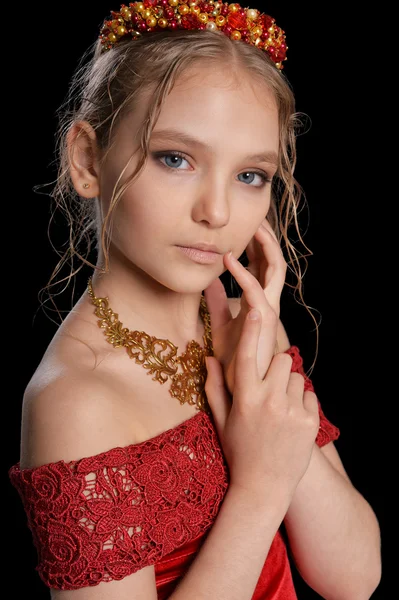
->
[[19, 347, 159, 598], [19, 363, 138, 469], [23, 372, 160, 599]]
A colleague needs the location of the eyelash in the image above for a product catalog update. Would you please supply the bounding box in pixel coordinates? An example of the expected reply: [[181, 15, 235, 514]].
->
[[151, 151, 273, 188]]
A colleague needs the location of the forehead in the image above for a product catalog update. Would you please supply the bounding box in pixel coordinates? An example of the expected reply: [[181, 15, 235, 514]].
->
[[120, 65, 279, 155], [162, 64, 277, 122]]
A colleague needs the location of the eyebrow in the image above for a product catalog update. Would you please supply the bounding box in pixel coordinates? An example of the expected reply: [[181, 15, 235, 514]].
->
[[150, 128, 278, 167]]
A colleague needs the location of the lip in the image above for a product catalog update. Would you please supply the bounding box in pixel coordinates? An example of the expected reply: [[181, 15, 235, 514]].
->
[[177, 245, 221, 264], [181, 243, 222, 254]]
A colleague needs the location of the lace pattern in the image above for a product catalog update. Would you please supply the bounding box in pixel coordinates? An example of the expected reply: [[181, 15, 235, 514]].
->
[[10, 412, 228, 589], [8, 345, 339, 590], [286, 346, 340, 447]]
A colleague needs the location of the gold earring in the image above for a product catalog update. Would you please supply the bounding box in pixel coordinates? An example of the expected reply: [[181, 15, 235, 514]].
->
[[83, 183, 90, 189]]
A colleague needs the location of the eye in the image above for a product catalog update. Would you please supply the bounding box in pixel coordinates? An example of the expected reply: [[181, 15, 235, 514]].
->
[[157, 152, 190, 171], [151, 151, 273, 188], [237, 171, 271, 187]]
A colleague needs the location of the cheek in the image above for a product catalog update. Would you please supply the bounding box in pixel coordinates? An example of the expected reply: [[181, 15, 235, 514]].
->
[[113, 189, 178, 247]]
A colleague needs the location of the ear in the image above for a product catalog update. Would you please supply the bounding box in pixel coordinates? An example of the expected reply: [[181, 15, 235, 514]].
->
[[67, 121, 101, 198]]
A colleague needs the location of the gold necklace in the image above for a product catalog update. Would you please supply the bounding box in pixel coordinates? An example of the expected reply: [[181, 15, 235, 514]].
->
[[87, 278, 214, 414]]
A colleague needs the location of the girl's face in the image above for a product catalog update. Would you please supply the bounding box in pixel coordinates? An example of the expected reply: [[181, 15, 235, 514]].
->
[[99, 66, 279, 295]]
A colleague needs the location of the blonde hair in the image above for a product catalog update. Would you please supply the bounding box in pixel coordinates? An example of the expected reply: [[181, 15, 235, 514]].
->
[[40, 29, 319, 373]]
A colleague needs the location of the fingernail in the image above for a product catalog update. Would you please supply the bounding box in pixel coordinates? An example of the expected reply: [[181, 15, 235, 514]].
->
[[248, 309, 260, 320]]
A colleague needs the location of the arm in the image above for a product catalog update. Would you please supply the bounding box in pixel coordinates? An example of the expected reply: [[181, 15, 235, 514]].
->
[[170, 486, 291, 600], [19, 372, 292, 600], [227, 300, 381, 599], [276, 319, 382, 600]]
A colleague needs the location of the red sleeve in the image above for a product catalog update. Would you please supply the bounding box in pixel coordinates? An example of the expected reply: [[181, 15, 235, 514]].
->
[[284, 345, 340, 447], [8, 413, 228, 590]]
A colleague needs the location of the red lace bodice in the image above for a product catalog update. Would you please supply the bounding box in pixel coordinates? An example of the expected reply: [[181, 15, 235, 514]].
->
[[9, 345, 340, 598]]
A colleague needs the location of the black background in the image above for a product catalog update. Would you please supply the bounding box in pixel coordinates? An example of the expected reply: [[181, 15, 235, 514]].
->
[[5, 2, 385, 598]]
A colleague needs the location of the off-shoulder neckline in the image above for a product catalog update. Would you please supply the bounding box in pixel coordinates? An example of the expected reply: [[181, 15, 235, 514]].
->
[[10, 409, 210, 474]]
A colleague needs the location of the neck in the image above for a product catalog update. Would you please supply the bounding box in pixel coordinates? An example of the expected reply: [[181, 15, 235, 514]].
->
[[89, 260, 206, 346]]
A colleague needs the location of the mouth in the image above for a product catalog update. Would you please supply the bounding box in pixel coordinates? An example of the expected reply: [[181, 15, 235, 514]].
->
[[176, 245, 221, 265], [181, 243, 222, 254]]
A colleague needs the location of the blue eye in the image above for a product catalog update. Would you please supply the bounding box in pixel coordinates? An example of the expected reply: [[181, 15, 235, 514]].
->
[[151, 151, 272, 188]]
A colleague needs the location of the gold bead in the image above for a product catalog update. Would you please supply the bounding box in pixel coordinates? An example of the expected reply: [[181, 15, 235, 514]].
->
[[169, 0, 179, 6], [198, 12, 208, 23], [191, 5, 200, 14], [251, 26, 262, 37], [215, 15, 226, 26], [146, 16, 157, 27], [121, 6, 132, 19], [246, 8, 258, 20], [135, 3, 145, 12], [228, 3, 240, 13], [178, 4, 190, 14], [108, 32, 117, 42], [110, 19, 120, 30], [143, 8, 152, 18], [158, 17, 168, 27], [231, 30, 241, 40], [117, 26, 127, 36]]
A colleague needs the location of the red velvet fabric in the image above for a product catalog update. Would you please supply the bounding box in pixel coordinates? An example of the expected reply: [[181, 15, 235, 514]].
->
[[9, 345, 339, 598]]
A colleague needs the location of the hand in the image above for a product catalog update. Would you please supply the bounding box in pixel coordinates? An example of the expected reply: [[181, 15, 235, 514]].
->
[[205, 310, 320, 498], [204, 219, 287, 396]]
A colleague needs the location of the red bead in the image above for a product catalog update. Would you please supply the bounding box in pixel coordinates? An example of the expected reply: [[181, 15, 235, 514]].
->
[[259, 14, 274, 30], [275, 48, 286, 61], [181, 13, 200, 29], [221, 6, 229, 16], [165, 7, 175, 18], [169, 19, 178, 29], [138, 21, 147, 31], [201, 3, 214, 13], [144, 0, 158, 6], [228, 11, 247, 30]]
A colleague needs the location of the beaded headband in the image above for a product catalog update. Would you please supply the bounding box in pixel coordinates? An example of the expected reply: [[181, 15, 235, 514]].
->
[[100, 1, 288, 70]]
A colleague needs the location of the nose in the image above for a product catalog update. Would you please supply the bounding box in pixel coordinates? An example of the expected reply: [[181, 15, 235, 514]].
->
[[191, 176, 230, 228]]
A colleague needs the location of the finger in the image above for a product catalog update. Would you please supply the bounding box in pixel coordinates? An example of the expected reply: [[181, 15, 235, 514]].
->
[[245, 237, 262, 281], [224, 252, 267, 316], [261, 218, 280, 243], [203, 277, 231, 330], [253, 227, 286, 313], [303, 391, 320, 417], [204, 356, 231, 437], [286, 371, 305, 402], [233, 309, 262, 399], [263, 352, 293, 390]]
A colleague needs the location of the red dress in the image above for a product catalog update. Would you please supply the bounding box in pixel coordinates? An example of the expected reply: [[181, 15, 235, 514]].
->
[[9, 346, 339, 599]]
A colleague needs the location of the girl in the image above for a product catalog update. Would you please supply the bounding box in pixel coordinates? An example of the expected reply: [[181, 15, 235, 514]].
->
[[9, 2, 381, 599]]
